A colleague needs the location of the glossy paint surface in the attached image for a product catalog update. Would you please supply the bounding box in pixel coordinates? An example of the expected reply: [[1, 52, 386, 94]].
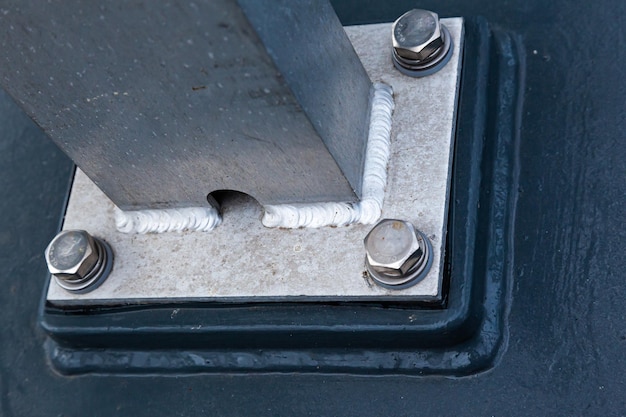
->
[[1, 0, 625, 415]]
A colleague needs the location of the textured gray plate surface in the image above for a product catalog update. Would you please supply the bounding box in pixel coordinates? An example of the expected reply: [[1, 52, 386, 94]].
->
[[47, 19, 463, 304]]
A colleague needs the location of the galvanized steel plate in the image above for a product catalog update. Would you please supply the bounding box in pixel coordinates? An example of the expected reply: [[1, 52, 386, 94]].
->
[[47, 19, 463, 304]]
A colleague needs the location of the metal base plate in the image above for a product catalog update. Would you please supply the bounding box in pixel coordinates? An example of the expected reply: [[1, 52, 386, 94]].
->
[[47, 19, 464, 305]]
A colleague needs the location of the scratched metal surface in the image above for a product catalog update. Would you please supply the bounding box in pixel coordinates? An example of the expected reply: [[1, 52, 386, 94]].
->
[[1, 0, 625, 416], [0, 0, 371, 208]]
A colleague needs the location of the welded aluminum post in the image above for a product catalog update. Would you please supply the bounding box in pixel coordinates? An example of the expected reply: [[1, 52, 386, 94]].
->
[[0, 0, 372, 209]]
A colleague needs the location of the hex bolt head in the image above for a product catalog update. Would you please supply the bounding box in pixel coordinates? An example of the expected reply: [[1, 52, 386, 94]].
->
[[393, 9, 442, 61], [45, 230, 114, 293], [391, 9, 454, 78], [364, 219, 432, 289]]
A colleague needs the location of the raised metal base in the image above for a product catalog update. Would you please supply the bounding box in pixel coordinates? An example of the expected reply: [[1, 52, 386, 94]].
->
[[41, 18, 523, 376], [47, 19, 464, 306]]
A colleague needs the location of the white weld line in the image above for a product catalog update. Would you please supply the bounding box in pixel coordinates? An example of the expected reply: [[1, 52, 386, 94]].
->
[[114, 83, 394, 233], [115, 206, 222, 234], [262, 82, 395, 228]]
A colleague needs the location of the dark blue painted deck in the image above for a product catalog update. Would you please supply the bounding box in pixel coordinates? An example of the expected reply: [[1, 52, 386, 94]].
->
[[1, 0, 625, 415]]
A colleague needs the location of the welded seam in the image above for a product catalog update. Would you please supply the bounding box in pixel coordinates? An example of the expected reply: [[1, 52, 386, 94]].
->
[[115, 206, 222, 233], [261, 82, 394, 228], [113, 83, 393, 233]]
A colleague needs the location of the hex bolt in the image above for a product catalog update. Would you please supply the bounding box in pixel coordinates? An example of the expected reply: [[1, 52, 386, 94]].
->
[[364, 219, 432, 289], [391, 9, 453, 78], [44, 230, 114, 293]]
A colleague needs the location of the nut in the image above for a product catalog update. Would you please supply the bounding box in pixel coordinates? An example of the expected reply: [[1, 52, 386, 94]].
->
[[391, 9, 453, 77], [365, 220, 421, 275], [364, 219, 432, 289], [392, 9, 443, 62], [45, 230, 113, 293], [45, 230, 98, 280]]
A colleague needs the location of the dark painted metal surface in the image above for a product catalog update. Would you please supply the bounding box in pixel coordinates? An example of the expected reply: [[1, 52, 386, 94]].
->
[[0, 0, 372, 209], [1, 0, 626, 416]]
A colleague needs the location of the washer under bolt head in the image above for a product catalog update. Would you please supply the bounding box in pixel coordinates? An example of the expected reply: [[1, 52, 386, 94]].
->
[[44, 230, 114, 293], [391, 9, 453, 78], [364, 219, 432, 289]]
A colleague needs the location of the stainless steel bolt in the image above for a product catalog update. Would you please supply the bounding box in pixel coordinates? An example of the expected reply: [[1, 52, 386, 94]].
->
[[364, 219, 432, 289], [45, 230, 113, 293], [391, 9, 453, 77]]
